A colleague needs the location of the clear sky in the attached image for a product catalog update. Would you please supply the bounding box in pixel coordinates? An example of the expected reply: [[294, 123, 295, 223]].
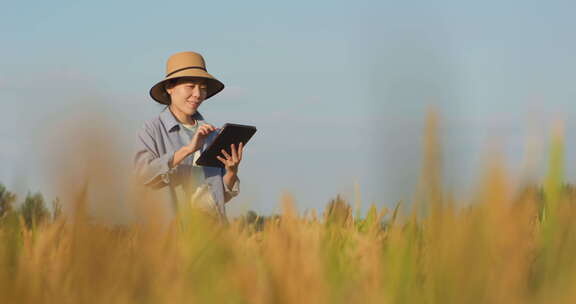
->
[[2, 1, 576, 219]]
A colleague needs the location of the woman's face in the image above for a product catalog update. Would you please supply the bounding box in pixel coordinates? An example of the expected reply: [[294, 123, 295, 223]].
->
[[166, 78, 208, 115]]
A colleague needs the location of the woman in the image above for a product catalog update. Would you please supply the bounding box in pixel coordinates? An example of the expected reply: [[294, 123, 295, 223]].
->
[[133, 51, 243, 223]]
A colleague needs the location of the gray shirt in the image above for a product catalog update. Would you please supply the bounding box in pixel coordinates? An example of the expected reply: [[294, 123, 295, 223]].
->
[[133, 106, 239, 222]]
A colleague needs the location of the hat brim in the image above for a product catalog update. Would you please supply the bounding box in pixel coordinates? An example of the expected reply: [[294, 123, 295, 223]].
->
[[149, 69, 224, 105]]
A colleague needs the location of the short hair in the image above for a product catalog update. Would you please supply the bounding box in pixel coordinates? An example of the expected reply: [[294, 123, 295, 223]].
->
[[163, 78, 178, 91]]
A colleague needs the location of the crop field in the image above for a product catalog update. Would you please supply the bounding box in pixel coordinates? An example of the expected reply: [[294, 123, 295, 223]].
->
[[0, 114, 575, 304]]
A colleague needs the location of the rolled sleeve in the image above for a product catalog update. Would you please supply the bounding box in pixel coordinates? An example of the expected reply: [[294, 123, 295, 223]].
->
[[133, 125, 178, 188], [223, 175, 240, 203]]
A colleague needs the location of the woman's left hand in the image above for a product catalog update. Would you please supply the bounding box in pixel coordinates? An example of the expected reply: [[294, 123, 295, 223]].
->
[[216, 142, 243, 175]]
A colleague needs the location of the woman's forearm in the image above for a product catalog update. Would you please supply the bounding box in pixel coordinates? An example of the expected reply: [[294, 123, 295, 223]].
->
[[170, 146, 195, 168]]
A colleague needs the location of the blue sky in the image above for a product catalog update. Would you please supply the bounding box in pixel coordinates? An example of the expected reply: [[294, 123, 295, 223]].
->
[[2, 1, 576, 219]]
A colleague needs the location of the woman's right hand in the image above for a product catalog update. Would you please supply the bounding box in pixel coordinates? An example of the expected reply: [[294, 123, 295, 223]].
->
[[186, 123, 216, 154]]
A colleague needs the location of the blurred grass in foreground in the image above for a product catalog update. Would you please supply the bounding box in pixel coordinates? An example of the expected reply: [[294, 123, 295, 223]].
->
[[1, 110, 576, 304]]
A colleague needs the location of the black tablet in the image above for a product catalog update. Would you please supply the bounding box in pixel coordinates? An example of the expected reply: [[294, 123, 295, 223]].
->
[[195, 123, 257, 168]]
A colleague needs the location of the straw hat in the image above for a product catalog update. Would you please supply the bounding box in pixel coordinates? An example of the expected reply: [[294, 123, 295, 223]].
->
[[149, 51, 225, 105]]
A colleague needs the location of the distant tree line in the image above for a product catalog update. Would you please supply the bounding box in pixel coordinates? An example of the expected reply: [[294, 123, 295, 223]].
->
[[0, 183, 61, 229], [4, 181, 573, 232], [0, 181, 434, 232]]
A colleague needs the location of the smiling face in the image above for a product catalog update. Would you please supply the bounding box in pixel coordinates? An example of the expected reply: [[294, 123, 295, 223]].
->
[[165, 78, 208, 118]]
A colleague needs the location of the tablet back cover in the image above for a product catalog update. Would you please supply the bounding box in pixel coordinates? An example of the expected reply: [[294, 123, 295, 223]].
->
[[196, 123, 256, 168]]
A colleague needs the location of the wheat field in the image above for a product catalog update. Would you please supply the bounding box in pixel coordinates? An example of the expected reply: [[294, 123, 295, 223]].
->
[[1, 112, 575, 304]]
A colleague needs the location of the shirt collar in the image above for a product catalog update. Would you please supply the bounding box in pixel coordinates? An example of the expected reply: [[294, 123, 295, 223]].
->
[[160, 106, 205, 132]]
